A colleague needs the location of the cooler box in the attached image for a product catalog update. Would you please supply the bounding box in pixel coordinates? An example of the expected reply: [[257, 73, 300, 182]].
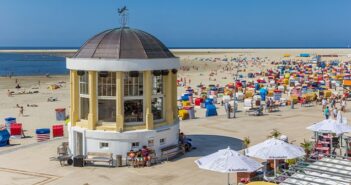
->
[[52, 125, 64, 138], [10, 123, 22, 137], [0, 130, 10, 147], [55, 108, 66, 121], [36, 128, 50, 142], [206, 105, 217, 117]]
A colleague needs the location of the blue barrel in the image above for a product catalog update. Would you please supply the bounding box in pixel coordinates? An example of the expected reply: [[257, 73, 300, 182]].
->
[[4, 117, 16, 133], [0, 130, 10, 147], [36, 128, 50, 134]]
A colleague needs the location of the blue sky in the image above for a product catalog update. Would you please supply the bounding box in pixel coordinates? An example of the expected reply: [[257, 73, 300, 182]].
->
[[0, 0, 350, 48]]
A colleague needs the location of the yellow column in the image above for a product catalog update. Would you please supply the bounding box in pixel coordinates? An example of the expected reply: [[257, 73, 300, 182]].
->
[[87, 71, 97, 130], [116, 72, 124, 132], [70, 70, 79, 126], [171, 72, 178, 121], [165, 70, 174, 125], [144, 71, 154, 130]]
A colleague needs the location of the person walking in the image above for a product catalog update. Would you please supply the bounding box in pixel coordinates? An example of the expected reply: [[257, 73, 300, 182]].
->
[[324, 106, 330, 120], [322, 98, 327, 111], [19, 106, 24, 117], [341, 98, 346, 112], [333, 107, 338, 119]]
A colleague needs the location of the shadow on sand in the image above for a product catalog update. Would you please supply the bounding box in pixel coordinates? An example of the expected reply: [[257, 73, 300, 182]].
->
[[179, 134, 243, 159]]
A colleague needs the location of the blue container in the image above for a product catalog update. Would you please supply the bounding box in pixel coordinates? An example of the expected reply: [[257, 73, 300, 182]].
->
[[206, 105, 218, 117], [4, 117, 16, 133], [181, 95, 190, 101], [36, 128, 50, 134], [300, 53, 310, 57], [205, 99, 213, 108], [0, 130, 10, 147], [5, 117, 16, 124]]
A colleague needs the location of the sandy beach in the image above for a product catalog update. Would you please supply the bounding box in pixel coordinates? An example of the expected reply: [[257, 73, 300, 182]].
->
[[1, 48, 351, 185]]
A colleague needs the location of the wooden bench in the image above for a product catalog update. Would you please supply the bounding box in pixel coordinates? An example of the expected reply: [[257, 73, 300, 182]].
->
[[84, 152, 113, 167], [160, 144, 185, 161]]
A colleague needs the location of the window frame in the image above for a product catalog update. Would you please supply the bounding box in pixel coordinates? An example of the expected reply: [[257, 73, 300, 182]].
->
[[96, 72, 117, 124], [151, 75, 165, 123], [123, 72, 145, 126], [79, 72, 89, 120]]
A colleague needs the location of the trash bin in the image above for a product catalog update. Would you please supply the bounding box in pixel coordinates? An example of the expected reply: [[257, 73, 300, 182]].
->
[[52, 125, 64, 138], [116, 155, 122, 167], [36, 128, 50, 142], [73, 155, 85, 167], [55, 108, 66, 121]]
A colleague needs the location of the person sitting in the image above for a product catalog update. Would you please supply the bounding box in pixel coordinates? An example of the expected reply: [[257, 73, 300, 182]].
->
[[179, 132, 193, 152], [141, 146, 151, 166], [135, 150, 144, 167], [127, 150, 136, 166]]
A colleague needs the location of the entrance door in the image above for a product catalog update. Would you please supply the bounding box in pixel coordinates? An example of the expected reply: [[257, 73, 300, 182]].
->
[[75, 132, 83, 155]]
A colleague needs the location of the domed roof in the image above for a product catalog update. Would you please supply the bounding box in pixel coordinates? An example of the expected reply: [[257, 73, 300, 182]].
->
[[74, 27, 175, 59]]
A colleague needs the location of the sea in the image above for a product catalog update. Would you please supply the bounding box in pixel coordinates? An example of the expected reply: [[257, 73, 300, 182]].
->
[[0, 47, 73, 76], [0, 46, 349, 76]]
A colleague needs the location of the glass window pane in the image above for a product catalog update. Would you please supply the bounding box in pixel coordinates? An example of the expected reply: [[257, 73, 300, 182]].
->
[[124, 100, 143, 122], [124, 72, 143, 96], [98, 72, 116, 97], [80, 97, 89, 120], [79, 72, 89, 95], [152, 75, 163, 95], [98, 99, 116, 122], [152, 97, 163, 120]]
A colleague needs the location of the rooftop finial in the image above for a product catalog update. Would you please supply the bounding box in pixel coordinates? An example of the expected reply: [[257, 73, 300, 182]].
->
[[118, 6, 128, 27]]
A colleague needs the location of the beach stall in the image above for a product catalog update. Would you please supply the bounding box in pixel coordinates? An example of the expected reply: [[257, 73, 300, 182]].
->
[[206, 105, 217, 117], [66, 26, 180, 158]]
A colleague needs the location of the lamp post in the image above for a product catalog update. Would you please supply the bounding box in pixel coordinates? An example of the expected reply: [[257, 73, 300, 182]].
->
[[233, 63, 240, 118]]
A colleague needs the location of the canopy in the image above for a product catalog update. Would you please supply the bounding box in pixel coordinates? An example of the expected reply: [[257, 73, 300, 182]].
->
[[306, 119, 351, 135], [246, 138, 305, 177], [246, 138, 305, 160], [195, 147, 262, 173]]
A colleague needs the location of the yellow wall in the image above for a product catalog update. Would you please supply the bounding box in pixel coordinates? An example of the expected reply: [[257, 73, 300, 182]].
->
[[72, 70, 177, 131]]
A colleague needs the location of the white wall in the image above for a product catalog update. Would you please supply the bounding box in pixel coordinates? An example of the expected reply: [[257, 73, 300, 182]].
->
[[68, 122, 179, 159]]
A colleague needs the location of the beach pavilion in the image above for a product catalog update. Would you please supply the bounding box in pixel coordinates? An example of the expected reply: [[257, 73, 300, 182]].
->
[[66, 27, 180, 158]]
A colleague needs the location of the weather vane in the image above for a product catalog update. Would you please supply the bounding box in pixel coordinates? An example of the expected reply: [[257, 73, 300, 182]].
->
[[118, 6, 128, 27]]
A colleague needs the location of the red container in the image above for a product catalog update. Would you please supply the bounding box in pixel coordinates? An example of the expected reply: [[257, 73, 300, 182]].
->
[[52, 125, 64, 138], [10, 123, 22, 136], [195, 98, 203, 106]]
